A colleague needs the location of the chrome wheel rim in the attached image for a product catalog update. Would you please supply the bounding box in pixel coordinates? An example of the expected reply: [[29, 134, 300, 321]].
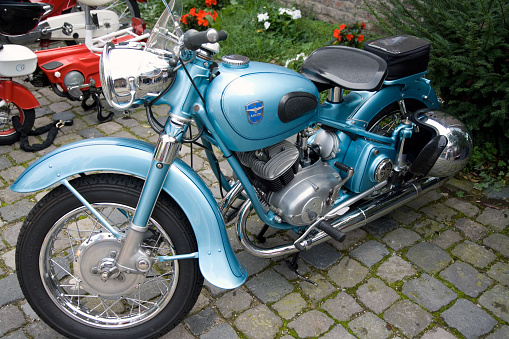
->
[[39, 203, 179, 329]]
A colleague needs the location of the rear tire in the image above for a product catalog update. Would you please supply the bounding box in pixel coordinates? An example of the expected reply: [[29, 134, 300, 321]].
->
[[0, 100, 35, 145], [16, 173, 203, 339]]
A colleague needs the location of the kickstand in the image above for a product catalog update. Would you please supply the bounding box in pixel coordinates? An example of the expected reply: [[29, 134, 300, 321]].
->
[[255, 224, 269, 243], [286, 252, 317, 286]]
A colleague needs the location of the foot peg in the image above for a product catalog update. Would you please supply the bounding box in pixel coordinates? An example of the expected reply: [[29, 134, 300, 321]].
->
[[316, 220, 346, 243]]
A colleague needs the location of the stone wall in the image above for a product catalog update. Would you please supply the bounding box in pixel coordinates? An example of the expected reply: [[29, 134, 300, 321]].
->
[[278, 0, 379, 25]]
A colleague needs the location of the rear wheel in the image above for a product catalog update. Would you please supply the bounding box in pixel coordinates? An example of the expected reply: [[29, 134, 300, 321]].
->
[[0, 99, 35, 145], [16, 173, 203, 339]]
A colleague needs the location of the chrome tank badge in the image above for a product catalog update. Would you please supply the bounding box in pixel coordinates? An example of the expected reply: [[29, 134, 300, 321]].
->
[[246, 100, 264, 124]]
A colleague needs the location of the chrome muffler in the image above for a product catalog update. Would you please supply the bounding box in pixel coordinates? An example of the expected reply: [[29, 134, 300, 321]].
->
[[236, 176, 447, 258]]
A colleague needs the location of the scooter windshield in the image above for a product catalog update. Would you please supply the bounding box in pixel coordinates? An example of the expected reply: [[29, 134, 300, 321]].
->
[[144, 0, 184, 61]]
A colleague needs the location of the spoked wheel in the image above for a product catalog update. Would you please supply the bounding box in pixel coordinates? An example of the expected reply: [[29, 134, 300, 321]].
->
[[366, 100, 427, 136], [16, 174, 203, 339], [0, 99, 35, 145], [66, 0, 141, 45]]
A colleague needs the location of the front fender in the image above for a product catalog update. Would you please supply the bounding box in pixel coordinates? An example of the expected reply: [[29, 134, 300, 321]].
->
[[0, 81, 39, 109], [11, 137, 247, 289]]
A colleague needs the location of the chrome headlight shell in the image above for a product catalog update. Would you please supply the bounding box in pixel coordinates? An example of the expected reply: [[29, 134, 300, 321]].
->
[[100, 42, 175, 110]]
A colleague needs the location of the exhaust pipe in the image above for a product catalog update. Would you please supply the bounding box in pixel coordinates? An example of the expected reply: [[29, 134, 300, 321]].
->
[[237, 176, 447, 258]]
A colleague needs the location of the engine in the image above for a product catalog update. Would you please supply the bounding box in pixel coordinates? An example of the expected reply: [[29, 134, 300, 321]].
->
[[237, 140, 343, 226]]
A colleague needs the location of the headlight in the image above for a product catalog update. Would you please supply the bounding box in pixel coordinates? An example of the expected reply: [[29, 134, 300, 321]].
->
[[100, 42, 175, 110]]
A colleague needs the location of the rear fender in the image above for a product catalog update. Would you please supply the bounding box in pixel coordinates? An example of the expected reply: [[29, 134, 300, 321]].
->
[[11, 137, 247, 289], [0, 81, 39, 109]]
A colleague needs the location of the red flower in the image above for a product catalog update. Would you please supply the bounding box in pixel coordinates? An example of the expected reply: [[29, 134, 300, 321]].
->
[[339, 24, 346, 30], [333, 29, 341, 40], [205, 0, 217, 7], [358, 35, 365, 42], [190, 7, 197, 16], [181, 14, 188, 24], [346, 34, 353, 41], [361, 21, 366, 29]]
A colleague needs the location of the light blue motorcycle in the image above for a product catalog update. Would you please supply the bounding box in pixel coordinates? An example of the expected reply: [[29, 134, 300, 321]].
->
[[12, 0, 472, 337]]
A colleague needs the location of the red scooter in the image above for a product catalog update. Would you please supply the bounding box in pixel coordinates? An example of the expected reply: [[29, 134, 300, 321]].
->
[[0, 0, 145, 47], [0, 1, 148, 145]]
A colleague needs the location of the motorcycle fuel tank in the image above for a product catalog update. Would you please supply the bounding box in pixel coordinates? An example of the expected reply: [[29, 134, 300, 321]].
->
[[206, 57, 319, 152]]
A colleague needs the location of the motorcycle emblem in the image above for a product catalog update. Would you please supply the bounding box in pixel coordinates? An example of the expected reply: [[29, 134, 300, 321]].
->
[[16, 64, 26, 72], [246, 100, 264, 124]]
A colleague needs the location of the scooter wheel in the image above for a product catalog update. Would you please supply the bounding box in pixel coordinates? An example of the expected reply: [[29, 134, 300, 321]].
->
[[0, 100, 35, 145], [16, 173, 204, 339]]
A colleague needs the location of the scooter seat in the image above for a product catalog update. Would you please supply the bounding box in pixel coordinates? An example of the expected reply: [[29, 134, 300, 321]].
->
[[301, 46, 388, 92], [0, 1, 50, 36]]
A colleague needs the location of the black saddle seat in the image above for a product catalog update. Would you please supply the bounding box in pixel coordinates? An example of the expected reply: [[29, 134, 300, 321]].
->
[[301, 46, 388, 92]]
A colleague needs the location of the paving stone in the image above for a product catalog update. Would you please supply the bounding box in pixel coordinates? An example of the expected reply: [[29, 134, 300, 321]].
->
[[215, 287, 253, 318], [300, 243, 342, 269], [0, 274, 24, 307], [420, 203, 457, 222], [200, 323, 239, 339], [350, 240, 389, 267], [299, 273, 335, 301], [478, 284, 509, 322], [405, 242, 452, 273], [273, 259, 311, 280], [245, 269, 293, 303], [0, 189, 31, 205], [356, 278, 399, 314], [161, 323, 194, 339], [78, 127, 104, 139], [234, 305, 282, 339], [384, 299, 432, 337], [0, 165, 25, 184], [327, 257, 369, 288], [362, 215, 399, 238], [382, 228, 421, 251], [442, 299, 497, 339], [440, 261, 493, 297], [190, 291, 211, 314], [444, 198, 480, 217], [9, 150, 36, 165], [24, 321, 66, 339], [389, 206, 421, 225], [328, 228, 366, 251], [287, 310, 334, 338], [20, 301, 38, 321], [487, 261, 509, 286], [1, 248, 15, 270], [0, 305, 26, 336], [402, 273, 457, 312], [446, 177, 475, 192], [407, 190, 443, 210], [454, 218, 488, 242], [2, 330, 28, 339], [2, 222, 21, 247], [413, 219, 445, 237], [321, 291, 363, 321], [483, 233, 509, 257], [49, 101, 72, 113], [432, 229, 463, 250], [452, 240, 497, 269], [183, 307, 220, 336], [476, 208, 509, 232], [321, 325, 356, 339], [0, 199, 35, 223], [0, 156, 12, 170], [420, 327, 458, 339], [348, 312, 392, 339], [271, 292, 307, 320], [204, 280, 229, 298], [376, 255, 417, 284], [96, 121, 123, 135], [486, 325, 509, 339], [235, 251, 271, 277]]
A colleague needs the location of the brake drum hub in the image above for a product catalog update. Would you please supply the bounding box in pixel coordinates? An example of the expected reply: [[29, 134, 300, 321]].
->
[[74, 233, 146, 299]]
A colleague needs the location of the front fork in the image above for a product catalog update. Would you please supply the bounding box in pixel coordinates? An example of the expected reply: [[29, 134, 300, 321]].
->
[[114, 114, 192, 275]]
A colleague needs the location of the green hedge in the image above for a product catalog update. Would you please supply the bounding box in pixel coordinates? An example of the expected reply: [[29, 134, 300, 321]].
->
[[366, 0, 509, 155]]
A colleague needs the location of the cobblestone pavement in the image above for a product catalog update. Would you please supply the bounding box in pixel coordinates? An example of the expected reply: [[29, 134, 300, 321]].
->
[[0, 81, 509, 339]]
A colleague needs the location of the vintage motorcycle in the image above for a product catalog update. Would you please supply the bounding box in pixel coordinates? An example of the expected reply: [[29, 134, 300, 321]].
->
[[0, 0, 143, 47], [12, 0, 472, 337]]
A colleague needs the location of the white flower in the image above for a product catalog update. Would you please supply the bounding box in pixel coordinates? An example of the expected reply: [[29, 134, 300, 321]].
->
[[284, 53, 307, 68], [290, 9, 301, 20], [264, 21, 271, 30], [278, 8, 287, 15], [257, 12, 269, 22]]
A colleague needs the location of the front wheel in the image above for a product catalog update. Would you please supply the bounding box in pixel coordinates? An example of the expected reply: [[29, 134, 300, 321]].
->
[[16, 174, 203, 339], [0, 99, 35, 145]]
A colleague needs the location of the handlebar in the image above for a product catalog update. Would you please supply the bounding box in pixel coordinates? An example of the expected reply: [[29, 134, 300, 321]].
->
[[183, 28, 227, 51]]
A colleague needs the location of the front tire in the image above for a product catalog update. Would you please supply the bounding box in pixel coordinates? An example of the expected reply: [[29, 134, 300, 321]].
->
[[16, 174, 203, 339]]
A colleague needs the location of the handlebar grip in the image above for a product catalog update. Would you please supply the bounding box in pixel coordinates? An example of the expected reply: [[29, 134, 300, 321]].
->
[[184, 28, 227, 50]]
